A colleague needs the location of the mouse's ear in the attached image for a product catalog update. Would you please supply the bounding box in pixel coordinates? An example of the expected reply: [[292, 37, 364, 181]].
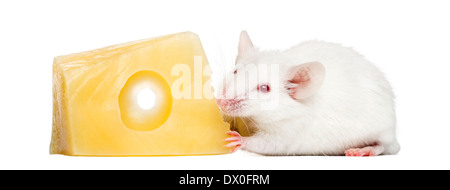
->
[[238, 31, 254, 57], [286, 62, 325, 100]]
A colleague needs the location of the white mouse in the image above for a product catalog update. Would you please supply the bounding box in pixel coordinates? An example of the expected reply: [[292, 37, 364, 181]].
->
[[216, 31, 400, 156]]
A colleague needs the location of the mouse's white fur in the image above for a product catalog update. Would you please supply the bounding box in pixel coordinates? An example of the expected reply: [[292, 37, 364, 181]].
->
[[218, 31, 400, 156]]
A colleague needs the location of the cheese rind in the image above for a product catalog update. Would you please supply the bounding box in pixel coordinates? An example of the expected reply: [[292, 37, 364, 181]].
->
[[50, 32, 232, 156]]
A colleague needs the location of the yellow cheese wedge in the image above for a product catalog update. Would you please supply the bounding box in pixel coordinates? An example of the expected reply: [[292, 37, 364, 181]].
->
[[51, 32, 232, 156]]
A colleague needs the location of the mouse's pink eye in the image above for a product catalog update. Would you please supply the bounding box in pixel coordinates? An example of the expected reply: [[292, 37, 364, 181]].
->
[[233, 69, 238, 74], [257, 84, 270, 93]]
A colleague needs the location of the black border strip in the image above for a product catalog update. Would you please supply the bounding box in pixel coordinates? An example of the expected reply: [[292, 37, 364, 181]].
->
[[0, 170, 446, 186]]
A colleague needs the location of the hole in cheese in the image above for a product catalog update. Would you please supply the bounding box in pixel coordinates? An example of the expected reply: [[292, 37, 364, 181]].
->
[[137, 88, 156, 110], [118, 70, 172, 132]]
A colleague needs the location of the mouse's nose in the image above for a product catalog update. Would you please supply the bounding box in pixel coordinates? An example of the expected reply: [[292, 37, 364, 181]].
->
[[215, 98, 243, 109], [216, 98, 226, 108]]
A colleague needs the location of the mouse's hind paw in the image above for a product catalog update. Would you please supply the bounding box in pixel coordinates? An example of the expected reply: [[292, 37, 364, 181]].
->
[[345, 144, 384, 156], [345, 148, 375, 156]]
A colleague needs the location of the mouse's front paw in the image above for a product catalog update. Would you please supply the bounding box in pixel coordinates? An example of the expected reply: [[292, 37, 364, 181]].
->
[[225, 131, 243, 153]]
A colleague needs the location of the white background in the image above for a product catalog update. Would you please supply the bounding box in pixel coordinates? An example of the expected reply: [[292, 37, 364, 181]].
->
[[1, 0, 449, 169]]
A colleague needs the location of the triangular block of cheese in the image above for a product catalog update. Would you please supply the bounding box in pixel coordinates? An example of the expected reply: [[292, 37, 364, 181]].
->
[[51, 32, 232, 156]]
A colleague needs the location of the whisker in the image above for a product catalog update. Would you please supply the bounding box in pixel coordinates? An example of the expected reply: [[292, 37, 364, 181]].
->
[[241, 117, 253, 136]]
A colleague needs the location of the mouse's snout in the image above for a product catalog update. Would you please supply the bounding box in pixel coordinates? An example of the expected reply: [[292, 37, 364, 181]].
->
[[216, 98, 242, 108], [216, 98, 244, 113], [215, 98, 225, 107]]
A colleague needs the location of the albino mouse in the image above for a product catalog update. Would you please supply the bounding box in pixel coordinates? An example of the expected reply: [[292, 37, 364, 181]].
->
[[216, 31, 400, 156]]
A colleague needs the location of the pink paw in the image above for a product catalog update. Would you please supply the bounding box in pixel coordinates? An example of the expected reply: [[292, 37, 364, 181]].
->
[[345, 147, 375, 157], [225, 131, 242, 153]]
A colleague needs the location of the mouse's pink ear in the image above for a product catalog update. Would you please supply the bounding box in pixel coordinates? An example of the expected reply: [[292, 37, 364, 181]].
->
[[238, 31, 254, 57], [287, 62, 325, 100]]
